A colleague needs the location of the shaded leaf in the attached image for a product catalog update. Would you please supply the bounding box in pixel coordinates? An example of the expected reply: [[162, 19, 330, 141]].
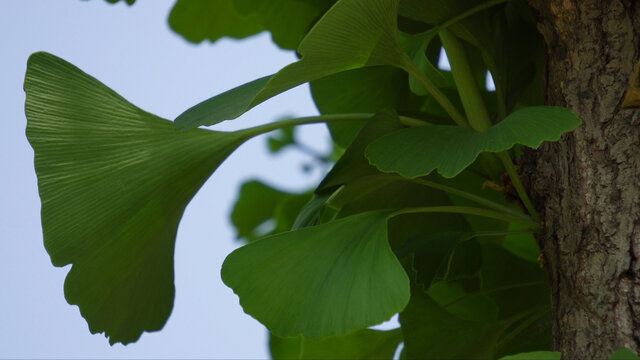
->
[[175, 0, 410, 130], [270, 329, 402, 360], [168, 0, 262, 44], [498, 351, 561, 360], [400, 233, 482, 288], [366, 106, 581, 178], [400, 284, 503, 359], [428, 281, 498, 323], [24, 52, 252, 344], [481, 243, 551, 357], [609, 348, 640, 360], [318, 110, 404, 191], [231, 180, 311, 242], [310, 66, 425, 148], [233, 0, 335, 50], [221, 211, 409, 338]]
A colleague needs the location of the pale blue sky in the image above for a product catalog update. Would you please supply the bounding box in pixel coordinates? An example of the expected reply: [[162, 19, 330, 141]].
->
[[0, 1, 332, 358]]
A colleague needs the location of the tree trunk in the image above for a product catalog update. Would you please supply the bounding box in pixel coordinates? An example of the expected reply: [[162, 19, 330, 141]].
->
[[523, 1, 640, 358]]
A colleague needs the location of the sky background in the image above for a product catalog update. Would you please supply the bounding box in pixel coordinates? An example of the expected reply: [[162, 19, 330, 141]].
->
[[0, 0, 335, 358]]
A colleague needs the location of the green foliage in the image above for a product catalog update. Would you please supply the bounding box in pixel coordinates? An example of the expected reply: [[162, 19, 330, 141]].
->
[[221, 211, 409, 339], [270, 329, 402, 360], [366, 106, 581, 178], [24, 0, 587, 357]]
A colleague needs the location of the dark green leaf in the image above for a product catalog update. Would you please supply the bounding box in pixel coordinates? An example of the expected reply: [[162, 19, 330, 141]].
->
[[232, 0, 335, 50], [24, 52, 252, 344], [609, 348, 640, 360], [318, 110, 404, 191], [270, 329, 402, 360], [175, 0, 410, 130], [498, 351, 561, 360], [366, 106, 581, 178], [481, 243, 551, 357], [231, 180, 311, 242], [310, 66, 425, 148], [400, 284, 503, 359], [221, 211, 409, 338], [400, 233, 482, 288], [168, 0, 262, 44], [104, 0, 135, 4]]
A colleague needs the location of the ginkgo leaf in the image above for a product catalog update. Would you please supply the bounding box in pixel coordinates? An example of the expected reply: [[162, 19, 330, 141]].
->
[[174, 0, 410, 130], [24, 52, 253, 344], [270, 329, 403, 360], [366, 106, 581, 178], [221, 211, 410, 339], [168, 0, 263, 44]]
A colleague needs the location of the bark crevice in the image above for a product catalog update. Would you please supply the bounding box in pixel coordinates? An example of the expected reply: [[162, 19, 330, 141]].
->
[[524, 0, 640, 358]]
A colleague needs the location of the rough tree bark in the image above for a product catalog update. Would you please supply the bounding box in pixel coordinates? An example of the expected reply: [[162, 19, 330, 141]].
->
[[523, 1, 640, 358]]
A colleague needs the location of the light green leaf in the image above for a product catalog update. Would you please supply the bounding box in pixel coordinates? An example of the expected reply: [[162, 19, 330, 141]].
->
[[24, 52, 252, 344], [270, 329, 402, 360], [498, 351, 561, 360], [609, 348, 640, 360], [366, 106, 581, 178], [168, 0, 263, 44], [175, 0, 410, 130], [221, 211, 409, 339]]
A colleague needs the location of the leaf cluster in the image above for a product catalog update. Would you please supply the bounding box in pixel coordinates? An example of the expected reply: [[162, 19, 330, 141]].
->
[[25, 0, 631, 359]]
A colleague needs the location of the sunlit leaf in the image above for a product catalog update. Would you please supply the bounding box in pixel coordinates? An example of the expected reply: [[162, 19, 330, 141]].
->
[[175, 0, 410, 130], [24, 52, 252, 344], [221, 211, 409, 338], [366, 106, 581, 178], [270, 329, 402, 360]]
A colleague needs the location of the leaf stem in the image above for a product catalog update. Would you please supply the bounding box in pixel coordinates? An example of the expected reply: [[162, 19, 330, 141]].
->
[[440, 29, 540, 220], [402, 63, 469, 128], [408, 178, 528, 220], [497, 152, 539, 220], [437, 0, 510, 32], [439, 29, 492, 132], [442, 281, 545, 309], [388, 206, 540, 229], [242, 113, 428, 137], [497, 307, 550, 350]]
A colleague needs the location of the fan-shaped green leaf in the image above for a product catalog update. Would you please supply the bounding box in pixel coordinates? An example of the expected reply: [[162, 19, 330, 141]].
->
[[232, 0, 335, 50], [366, 106, 581, 178], [168, 0, 263, 44], [174, 0, 410, 130], [24, 52, 252, 344], [270, 329, 402, 360], [221, 211, 409, 339]]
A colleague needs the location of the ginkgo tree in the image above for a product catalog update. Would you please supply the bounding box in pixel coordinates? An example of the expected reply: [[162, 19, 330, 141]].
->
[[24, 0, 640, 359]]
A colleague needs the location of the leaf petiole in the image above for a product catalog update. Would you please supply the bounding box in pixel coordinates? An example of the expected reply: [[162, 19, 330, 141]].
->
[[388, 206, 540, 229]]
